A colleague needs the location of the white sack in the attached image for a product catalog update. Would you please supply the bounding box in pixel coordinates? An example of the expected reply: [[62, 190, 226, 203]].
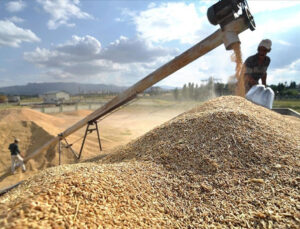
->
[[246, 85, 274, 109]]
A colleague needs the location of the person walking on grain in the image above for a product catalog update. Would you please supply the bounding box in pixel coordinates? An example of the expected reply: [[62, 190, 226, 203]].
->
[[8, 138, 26, 174]]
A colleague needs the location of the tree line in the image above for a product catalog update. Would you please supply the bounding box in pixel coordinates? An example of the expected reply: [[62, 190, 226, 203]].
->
[[171, 81, 299, 101], [1, 81, 299, 103], [269, 81, 299, 98]]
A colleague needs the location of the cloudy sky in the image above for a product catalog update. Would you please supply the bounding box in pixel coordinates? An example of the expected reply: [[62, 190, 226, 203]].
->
[[0, 0, 300, 88]]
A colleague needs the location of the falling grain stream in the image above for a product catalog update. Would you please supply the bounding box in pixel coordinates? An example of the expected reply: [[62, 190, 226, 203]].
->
[[232, 43, 246, 97]]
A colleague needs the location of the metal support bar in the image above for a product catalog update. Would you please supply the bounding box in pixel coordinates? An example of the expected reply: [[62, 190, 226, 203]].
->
[[63, 138, 80, 159], [0, 181, 24, 196], [57, 122, 102, 164], [78, 121, 102, 160], [95, 121, 102, 151], [78, 123, 90, 159], [58, 138, 61, 165]]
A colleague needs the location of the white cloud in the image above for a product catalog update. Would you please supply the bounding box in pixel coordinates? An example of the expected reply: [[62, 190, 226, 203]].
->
[[0, 20, 40, 47], [7, 16, 24, 24], [248, 1, 300, 14], [43, 59, 123, 80], [148, 3, 156, 9], [24, 45, 122, 82], [24, 35, 176, 83], [199, 6, 207, 14], [158, 60, 209, 87], [255, 12, 300, 35], [121, 8, 136, 19], [57, 35, 101, 57], [36, 0, 93, 30], [132, 2, 206, 44], [5, 0, 26, 12], [24, 47, 62, 67], [45, 69, 74, 80], [289, 59, 300, 72], [269, 59, 300, 84], [277, 40, 292, 46], [101, 36, 178, 63]]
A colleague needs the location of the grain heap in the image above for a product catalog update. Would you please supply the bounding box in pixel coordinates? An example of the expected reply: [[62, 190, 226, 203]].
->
[[0, 96, 299, 228], [0, 108, 73, 186], [0, 108, 65, 135]]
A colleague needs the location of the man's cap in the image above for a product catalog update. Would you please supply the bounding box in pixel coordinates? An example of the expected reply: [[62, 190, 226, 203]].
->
[[258, 39, 272, 50], [14, 138, 20, 143]]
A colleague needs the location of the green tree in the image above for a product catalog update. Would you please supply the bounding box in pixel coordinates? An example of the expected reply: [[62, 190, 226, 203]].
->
[[188, 82, 195, 99], [283, 89, 298, 97], [182, 84, 188, 99], [277, 83, 285, 96], [173, 88, 179, 100], [289, 81, 296, 89], [194, 84, 200, 100]]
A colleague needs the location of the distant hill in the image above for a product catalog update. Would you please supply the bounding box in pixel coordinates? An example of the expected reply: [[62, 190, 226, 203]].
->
[[0, 82, 128, 96]]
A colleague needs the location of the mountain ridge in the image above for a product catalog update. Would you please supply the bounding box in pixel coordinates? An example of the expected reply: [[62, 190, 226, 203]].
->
[[0, 82, 128, 96]]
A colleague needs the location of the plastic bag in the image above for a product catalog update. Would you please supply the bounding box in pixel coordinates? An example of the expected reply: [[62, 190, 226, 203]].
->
[[246, 85, 274, 109]]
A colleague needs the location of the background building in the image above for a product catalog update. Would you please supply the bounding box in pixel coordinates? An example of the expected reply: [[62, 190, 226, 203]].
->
[[41, 91, 70, 104]]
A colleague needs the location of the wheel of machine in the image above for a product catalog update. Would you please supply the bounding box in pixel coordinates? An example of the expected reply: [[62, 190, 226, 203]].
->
[[207, 0, 255, 31], [241, 0, 256, 31], [244, 8, 255, 31], [207, 5, 218, 25]]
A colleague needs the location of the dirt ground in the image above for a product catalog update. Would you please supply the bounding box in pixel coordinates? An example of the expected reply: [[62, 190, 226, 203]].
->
[[0, 99, 197, 189]]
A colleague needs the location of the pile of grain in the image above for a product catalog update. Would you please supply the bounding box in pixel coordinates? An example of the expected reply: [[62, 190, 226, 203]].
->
[[0, 108, 65, 135], [0, 96, 299, 228], [0, 121, 55, 173], [0, 109, 73, 178], [105, 96, 299, 172]]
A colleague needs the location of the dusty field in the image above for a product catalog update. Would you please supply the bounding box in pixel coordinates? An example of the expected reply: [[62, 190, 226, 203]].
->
[[0, 99, 197, 189]]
